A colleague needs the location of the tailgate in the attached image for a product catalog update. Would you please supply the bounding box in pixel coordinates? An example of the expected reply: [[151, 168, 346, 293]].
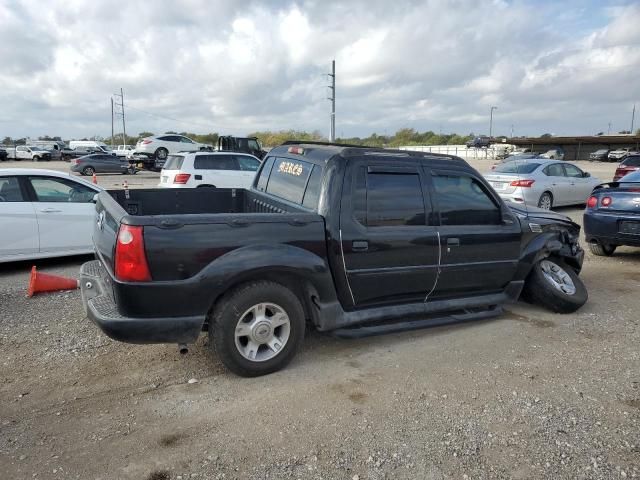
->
[[93, 191, 128, 274]]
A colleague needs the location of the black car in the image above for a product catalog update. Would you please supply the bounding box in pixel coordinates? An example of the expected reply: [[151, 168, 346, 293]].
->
[[584, 171, 640, 255], [0, 148, 7, 161], [466, 136, 493, 148], [80, 141, 586, 377], [589, 149, 610, 162]]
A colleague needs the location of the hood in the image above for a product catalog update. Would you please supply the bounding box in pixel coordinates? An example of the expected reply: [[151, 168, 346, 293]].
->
[[507, 202, 577, 226]]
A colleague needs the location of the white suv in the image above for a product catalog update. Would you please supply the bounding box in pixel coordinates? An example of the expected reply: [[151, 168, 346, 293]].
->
[[158, 152, 261, 189], [133, 134, 212, 161]]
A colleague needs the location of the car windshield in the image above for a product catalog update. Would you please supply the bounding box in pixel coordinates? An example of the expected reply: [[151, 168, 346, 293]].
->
[[493, 162, 541, 174], [595, 149, 607, 154], [621, 156, 640, 166], [620, 171, 640, 182]]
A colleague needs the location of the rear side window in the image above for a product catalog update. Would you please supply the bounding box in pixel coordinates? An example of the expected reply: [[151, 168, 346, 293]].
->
[[543, 163, 565, 177], [256, 156, 275, 191], [433, 174, 500, 225], [0, 177, 24, 202], [237, 155, 261, 171], [302, 166, 322, 209], [366, 172, 425, 226], [265, 158, 313, 204], [163, 155, 184, 170], [622, 156, 640, 167], [194, 155, 236, 170]]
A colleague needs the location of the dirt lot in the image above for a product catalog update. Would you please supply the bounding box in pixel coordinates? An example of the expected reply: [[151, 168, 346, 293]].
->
[[1, 158, 639, 479]]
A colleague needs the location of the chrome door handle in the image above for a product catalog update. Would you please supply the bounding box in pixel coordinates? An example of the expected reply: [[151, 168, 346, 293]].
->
[[40, 208, 62, 213]]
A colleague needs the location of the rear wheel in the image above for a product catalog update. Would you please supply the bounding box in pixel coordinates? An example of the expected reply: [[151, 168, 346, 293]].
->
[[522, 257, 587, 313], [155, 148, 168, 160], [537, 192, 553, 210], [82, 166, 95, 176], [589, 242, 616, 256], [210, 281, 305, 377]]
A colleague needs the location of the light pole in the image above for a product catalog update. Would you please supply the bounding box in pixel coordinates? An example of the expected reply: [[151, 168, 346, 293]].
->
[[489, 106, 497, 138]]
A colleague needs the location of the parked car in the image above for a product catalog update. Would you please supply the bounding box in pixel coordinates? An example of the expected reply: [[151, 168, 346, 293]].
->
[[584, 170, 640, 256], [113, 145, 135, 157], [158, 152, 261, 188], [589, 149, 610, 162], [484, 159, 601, 209], [0, 169, 101, 263], [133, 135, 212, 162], [70, 154, 135, 176], [465, 136, 492, 148], [80, 142, 587, 377], [608, 148, 636, 161], [217, 136, 267, 159], [613, 154, 640, 181], [0, 148, 7, 161], [490, 153, 541, 170], [12, 146, 52, 161], [541, 148, 564, 160], [29, 140, 66, 160]]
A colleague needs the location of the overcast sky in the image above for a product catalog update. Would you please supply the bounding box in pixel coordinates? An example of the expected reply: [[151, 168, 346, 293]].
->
[[1, 0, 639, 140]]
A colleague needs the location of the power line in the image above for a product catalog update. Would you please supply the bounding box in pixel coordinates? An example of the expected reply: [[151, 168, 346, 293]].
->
[[124, 105, 216, 131]]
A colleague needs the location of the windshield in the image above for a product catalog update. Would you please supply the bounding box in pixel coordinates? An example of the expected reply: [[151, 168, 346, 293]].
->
[[493, 162, 541, 174]]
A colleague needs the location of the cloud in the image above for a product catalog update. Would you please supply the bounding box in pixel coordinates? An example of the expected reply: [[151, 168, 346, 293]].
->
[[0, 0, 638, 139]]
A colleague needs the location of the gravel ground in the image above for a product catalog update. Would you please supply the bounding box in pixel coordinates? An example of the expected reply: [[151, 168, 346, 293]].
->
[[1, 158, 639, 479]]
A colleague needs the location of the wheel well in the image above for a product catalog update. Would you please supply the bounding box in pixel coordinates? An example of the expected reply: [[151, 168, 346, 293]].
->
[[207, 272, 316, 327], [196, 184, 216, 188]]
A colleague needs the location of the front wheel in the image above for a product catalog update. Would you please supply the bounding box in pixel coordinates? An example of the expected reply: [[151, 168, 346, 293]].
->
[[33, 156, 40, 162], [522, 257, 587, 313], [82, 166, 95, 176], [210, 281, 305, 377]]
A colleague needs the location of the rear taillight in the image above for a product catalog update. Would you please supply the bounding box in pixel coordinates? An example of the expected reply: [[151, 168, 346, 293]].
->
[[601, 196, 612, 207], [142, 139, 152, 145], [173, 173, 191, 184], [587, 196, 598, 208], [114, 225, 151, 282], [510, 179, 535, 187]]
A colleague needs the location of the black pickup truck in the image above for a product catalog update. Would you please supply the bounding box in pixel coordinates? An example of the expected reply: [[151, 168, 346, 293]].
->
[[81, 142, 586, 376]]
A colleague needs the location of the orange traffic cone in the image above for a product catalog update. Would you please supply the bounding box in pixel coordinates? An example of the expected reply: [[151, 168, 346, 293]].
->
[[92, 173, 97, 184], [27, 266, 79, 297]]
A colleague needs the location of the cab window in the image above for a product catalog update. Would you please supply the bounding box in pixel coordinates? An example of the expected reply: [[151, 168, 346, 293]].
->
[[432, 174, 500, 225], [265, 158, 313, 204]]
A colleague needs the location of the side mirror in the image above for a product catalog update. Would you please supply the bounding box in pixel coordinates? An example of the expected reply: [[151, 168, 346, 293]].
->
[[584, 172, 591, 178], [502, 210, 516, 225], [92, 193, 99, 203]]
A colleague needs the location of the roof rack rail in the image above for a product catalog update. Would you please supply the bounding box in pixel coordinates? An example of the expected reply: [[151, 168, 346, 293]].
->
[[282, 140, 372, 149]]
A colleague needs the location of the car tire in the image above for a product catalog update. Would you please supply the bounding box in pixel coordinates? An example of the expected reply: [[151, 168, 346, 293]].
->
[[127, 166, 137, 175], [537, 192, 553, 210], [82, 166, 95, 176], [210, 281, 305, 377], [33, 156, 40, 162], [588, 242, 616, 256], [522, 257, 587, 314], [155, 148, 168, 160]]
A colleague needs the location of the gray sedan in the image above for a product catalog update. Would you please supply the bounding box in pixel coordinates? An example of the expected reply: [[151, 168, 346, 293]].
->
[[70, 154, 134, 176], [484, 159, 601, 209]]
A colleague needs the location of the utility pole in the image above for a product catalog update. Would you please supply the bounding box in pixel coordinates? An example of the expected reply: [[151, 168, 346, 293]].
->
[[327, 60, 335, 142], [110, 97, 114, 148], [510, 124, 514, 139], [608, 121, 612, 135], [631, 104, 636, 133], [489, 106, 497, 138], [113, 88, 127, 147]]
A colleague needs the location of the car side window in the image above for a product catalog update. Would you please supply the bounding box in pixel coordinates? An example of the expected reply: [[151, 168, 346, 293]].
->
[[302, 165, 323, 209], [29, 177, 96, 203], [543, 163, 565, 177], [563, 164, 584, 178], [180, 137, 194, 143], [193, 155, 236, 170], [236, 156, 260, 172], [432, 174, 501, 226], [256, 156, 275, 191], [16, 146, 26, 152], [351, 167, 426, 227], [0, 177, 25, 202]]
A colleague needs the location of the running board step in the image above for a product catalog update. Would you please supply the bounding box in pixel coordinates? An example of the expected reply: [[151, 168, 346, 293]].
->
[[330, 306, 503, 339]]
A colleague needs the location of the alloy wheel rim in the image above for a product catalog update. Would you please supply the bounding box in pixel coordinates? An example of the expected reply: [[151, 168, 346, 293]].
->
[[539, 195, 551, 210], [234, 303, 291, 362], [540, 260, 576, 295]]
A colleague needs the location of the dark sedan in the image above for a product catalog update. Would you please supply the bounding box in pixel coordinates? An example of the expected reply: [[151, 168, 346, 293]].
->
[[584, 171, 640, 256], [589, 149, 610, 162], [70, 154, 134, 176]]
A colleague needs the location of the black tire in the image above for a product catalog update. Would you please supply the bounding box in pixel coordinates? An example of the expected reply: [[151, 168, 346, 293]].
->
[[537, 192, 553, 210], [588, 242, 616, 256], [155, 148, 168, 160], [33, 156, 40, 162], [210, 281, 305, 377], [522, 257, 587, 314], [82, 166, 95, 176], [128, 166, 137, 175]]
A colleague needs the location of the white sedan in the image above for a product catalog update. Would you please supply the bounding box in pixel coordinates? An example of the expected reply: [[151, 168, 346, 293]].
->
[[484, 159, 601, 209], [0, 169, 101, 263]]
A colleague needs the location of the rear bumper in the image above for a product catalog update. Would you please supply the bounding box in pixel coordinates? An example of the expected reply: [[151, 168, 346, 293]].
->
[[584, 212, 640, 247], [80, 260, 204, 344]]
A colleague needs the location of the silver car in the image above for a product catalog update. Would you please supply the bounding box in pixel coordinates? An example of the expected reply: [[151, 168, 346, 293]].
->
[[484, 159, 601, 209]]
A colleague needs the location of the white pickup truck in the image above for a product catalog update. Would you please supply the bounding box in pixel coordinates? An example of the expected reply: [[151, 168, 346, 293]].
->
[[6, 146, 52, 161], [113, 145, 135, 157]]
